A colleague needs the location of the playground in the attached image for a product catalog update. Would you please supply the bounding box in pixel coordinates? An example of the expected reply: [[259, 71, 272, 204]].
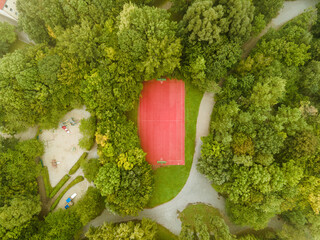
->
[[138, 79, 185, 166], [39, 108, 94, 208]]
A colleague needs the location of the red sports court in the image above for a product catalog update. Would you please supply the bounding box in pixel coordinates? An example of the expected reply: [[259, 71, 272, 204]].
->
[[138, 79, 185, 166]]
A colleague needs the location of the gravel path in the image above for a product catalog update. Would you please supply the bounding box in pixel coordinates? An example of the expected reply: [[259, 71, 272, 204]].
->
[[243, 0, 319, 58]]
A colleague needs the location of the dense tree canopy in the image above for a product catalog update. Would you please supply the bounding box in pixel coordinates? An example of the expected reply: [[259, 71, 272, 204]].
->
[[198, 11, 320, 239], [0, 138, 43, 240], [4, 1, 320, 239], [0, 22, 16, 57], [86, 218, 157, 240]]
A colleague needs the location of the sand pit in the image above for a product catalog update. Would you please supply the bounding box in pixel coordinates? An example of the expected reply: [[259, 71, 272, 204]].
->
[[40, 108, 92, 186]]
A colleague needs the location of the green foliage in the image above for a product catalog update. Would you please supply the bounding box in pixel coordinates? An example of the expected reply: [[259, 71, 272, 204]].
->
[[0, 138, 43, 239], [0, 22, 16, 57], [81, 158, 100, 182], [300, 60, 320, 98], [86, 218, 157, 240], [0, 196, 41, 240], [256, 38, 310, 67], [41, 166, 52, 198], [252, 0, 284, 23], [179, 204, 235, 240], [312, 2, 320, 38], [0, 138, 43, 205], [73, 187, 105, 225], [68, 152, 88, 175], [49, 174, 70, 198], [0, 45, 81, 133], [95, 153, 153, 215], [251, 14, 266, 36], [198, 11, 320, 233], [17, 0, 126, 44], [50, 176, 84, 211], [79, 116, 97, 150], [34, 209, 82, 240], [118, 3, 182, 79], [182, 0, 254, 43]]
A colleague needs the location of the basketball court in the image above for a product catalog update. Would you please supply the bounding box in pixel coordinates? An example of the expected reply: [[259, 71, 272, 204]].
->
[[138, 79, 185, 166]]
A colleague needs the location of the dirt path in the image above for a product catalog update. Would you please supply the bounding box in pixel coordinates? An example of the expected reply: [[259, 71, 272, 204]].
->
[[37, 175, 51, 218]]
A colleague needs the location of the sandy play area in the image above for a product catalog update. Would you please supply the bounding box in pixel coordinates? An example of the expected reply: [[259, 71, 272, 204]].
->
[[40, 108, 92, 186]]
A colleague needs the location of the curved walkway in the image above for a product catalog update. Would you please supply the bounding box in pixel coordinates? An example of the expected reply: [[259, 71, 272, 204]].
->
[[86, 0, 320, 235], [243, 0, 319, 57]]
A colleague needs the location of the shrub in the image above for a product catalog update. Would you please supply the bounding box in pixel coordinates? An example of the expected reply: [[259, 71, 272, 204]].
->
[[41, 166, 52, 198], [49, 174, 70, 198], [50, 176, 84, 210], [81, 158, 100, 182], [68, 152, 88, 175]]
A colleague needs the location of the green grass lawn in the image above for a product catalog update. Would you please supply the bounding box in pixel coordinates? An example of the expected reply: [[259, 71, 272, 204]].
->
[[146, 80, 203, 207], [9, 39, 29, 52], [156, 223, 179, 240]]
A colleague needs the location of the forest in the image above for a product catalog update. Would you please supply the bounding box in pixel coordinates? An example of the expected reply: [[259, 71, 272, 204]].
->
[[0, 0, 319, 239]]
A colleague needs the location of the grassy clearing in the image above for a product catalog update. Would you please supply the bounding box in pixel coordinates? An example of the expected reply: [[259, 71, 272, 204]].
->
[[9, 39, 29, 52], [179, 203, 223, 226], [156, 223, 179, 240], [146, 81, 203, 207], [41, 166, 52, 198], [50, 176, 84, 211], [69, 152, 88, 175], [49, 174, 71, 198]]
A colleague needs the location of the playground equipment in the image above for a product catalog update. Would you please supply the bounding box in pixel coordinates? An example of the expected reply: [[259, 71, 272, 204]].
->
[[61, 125, 70, 134], [61, 118, 77, 127], [60, 118, 77, 134], [65, 193, 77, 209], [51, 159, 61, 168]]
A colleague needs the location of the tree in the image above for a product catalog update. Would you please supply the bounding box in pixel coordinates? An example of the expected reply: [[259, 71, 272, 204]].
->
[[79, 116, 97, 150], [73, 187, 105, 225], [0, 197, 41, 240], [86, 218, 157, 240], [94, 150, 153, 216], [252, 0, 284, 23], [0, 45, 81, 133], [300, 61, 320, 98], [117, 3, 182, 79], [0, 22, 16, 57], [81, 158, 100, 182], [182, 0, 254, 43], [0, 138, 43, 239], [34, 209, 82, 240], [17, 0, 51, 43]]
